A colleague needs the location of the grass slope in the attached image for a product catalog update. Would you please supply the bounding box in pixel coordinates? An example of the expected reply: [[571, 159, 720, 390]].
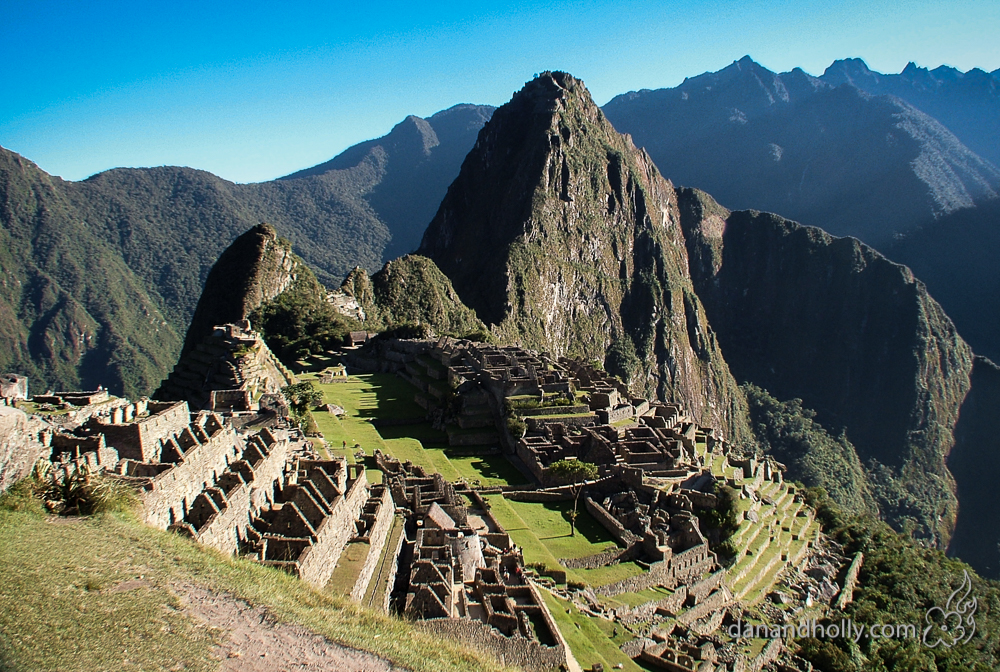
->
[[0, 508, 510, 672]]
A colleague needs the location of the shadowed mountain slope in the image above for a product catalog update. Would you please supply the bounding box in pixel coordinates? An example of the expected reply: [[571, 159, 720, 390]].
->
[[419, 72, 750, 441], [603, 56, 1000, 250], [948, 356, 1000, 578], [284, 104, 495, 261], [821, 57, 1000, 167], [678, 187, 974, 547]]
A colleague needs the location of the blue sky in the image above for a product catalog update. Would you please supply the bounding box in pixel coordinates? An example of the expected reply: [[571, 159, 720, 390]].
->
[[3, 0, 998, 183]]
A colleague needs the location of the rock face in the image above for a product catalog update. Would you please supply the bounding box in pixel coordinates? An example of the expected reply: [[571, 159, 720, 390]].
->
[[947, 356, 1000, 579], [677, 187, 974, 545], [177, 224, 299, 360], [419, 72, 749, 440], [603, 56, 1000, 250], [0, 407, 49, 494]]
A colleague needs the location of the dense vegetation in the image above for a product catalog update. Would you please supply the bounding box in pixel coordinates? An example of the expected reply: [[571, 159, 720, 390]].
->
[[796, 488, 1000, 671], [744, 384, 877, 517], [249, 269, 360, 364], [343, 255, 487, 338]]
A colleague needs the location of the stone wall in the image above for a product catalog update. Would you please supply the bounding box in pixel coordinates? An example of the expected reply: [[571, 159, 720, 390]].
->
[[140, 421, 244, 529], [350, 485, 396, 602], [97, 401, 190, 462], [835, 552, 864, 610], [418, 608, 566, 672], [584, 496, 640, 546], [0, 407, 49, 493], [561, 544, 635, 570], [297, 472, 369, 587], [187, 428, 291, 555]]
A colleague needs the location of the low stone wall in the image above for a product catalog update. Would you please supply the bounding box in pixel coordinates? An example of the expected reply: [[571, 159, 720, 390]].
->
[[350, 486, 396, 602], [616, 586, 687, 622], [297, 473, 369, 588], [584, 496, 640, 546], [835, 552, 864, 610], [687, 569, 726, 604], [515, 405, 590, 417], [561, 544, 635, 569], [418, 613, 566, 672], [677, 587, 731, 625]]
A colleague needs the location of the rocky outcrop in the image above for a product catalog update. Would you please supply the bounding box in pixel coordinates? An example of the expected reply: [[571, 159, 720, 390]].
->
[[177, 224, 299, 360], [0, 407, 49, 493], [678, 187, 974, 545], [419, 72, 750, 441]]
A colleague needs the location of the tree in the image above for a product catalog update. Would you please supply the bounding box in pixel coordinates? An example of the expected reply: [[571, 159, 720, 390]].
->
[[281, 382, 323, 417], [549, 459, 598, 536]]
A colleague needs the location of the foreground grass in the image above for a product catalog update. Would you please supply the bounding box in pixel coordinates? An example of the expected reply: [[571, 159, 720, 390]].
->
[[0, 508, 511, 672]]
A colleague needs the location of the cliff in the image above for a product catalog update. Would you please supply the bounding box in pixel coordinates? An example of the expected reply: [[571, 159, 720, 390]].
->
[[678, 187, 974, 545], [419, 72, 749, 440], [947, 356, 1000, 578], [177, 224, 299, 360]]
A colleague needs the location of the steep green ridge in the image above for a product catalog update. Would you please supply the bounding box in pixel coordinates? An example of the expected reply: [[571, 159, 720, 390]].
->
[[678, 187, 974, 546], [744, 384, 877, 516], [800, 490, 1000, 671], [419, 72, 750, 441], [343, 255, 486, 336], [0, 149, 182, 397], [948, 356, 1000, 579]]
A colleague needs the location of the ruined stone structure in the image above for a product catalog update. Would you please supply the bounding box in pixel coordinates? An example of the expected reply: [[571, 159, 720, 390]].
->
[[155, 322, 294, 410], [251, 459, 370, 588], [375, 450, 567, 672]]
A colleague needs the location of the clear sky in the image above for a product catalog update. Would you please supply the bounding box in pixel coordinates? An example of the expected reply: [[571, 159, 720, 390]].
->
[[3, 0, 998, 184]]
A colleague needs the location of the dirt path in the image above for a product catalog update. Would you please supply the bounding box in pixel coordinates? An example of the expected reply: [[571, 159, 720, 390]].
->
[[175, 583, 408, 672]]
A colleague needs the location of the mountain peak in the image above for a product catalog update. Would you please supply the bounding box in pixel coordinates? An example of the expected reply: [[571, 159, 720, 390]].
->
[[419, 71, 749, 438]]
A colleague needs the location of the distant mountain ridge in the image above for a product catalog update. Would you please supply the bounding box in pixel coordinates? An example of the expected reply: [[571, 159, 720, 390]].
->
[[283, 104, 495, 260], [821, 57, 1000, 167], [0, 105, 493, 396], [603, 56, 1000, 250]]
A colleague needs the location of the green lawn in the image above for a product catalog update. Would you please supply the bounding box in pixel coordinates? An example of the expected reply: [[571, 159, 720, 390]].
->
[[484, 496, 642, 587], [303, 373, 527, 489], [326, 541, 371, 597]]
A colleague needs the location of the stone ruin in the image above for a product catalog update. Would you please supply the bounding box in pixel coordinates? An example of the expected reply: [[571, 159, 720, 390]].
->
[[375, 450, 569, 672], [155, 321, 295, 411]]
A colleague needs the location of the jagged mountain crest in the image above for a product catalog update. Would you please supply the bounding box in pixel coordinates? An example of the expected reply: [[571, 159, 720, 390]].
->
[[603, 56, 1000, 249], [420, 71, 749, 440]]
